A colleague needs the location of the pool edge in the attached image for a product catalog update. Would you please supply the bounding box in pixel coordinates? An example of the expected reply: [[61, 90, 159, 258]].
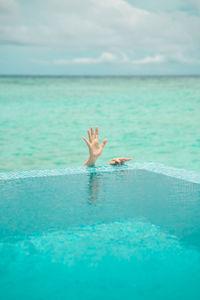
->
[[0, 162, 200, 184]]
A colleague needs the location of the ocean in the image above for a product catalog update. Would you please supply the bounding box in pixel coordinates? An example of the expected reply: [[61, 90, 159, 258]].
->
[[0, 76, 199, 172]]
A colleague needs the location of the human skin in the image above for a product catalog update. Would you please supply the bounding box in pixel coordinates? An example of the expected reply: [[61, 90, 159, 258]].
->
[[82, 126, 132, 166]]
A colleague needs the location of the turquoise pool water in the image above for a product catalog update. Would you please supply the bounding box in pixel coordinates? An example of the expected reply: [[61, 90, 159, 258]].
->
[[0, 164, 200, 300], [0, 76, 200, 172]]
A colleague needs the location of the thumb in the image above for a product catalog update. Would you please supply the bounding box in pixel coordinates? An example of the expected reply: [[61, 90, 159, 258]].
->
[[101, 138, 107, 149]]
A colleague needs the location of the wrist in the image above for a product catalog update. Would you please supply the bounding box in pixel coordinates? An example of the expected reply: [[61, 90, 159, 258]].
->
[[83, 156, 97, 166]]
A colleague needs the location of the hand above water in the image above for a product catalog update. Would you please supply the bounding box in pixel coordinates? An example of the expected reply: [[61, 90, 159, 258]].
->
[[83, 126, 107, 166], [109, 158, 132, 165], [82, 126, 132, 166]]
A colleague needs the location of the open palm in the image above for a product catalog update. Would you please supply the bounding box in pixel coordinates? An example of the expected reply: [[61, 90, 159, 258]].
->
[[83, 126, 107, 160]]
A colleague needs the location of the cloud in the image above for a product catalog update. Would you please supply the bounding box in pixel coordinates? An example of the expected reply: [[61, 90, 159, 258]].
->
[[36, 52, 200, 66], [35, 51, 200, 66], [129, 55, 165, 64], [52, 53, 118, 65], [34, 52, 165, 65], [0, 0, 19, 20], [0, 0, 200, 66], [125, 0, 200, 14]]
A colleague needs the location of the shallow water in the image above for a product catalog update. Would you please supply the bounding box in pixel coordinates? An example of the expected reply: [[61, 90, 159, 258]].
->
[[0, 76, 200, 172], [1, 219, 200, 300]]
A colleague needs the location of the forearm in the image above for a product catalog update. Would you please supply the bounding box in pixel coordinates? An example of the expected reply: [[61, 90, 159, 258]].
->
[[83, 156, 97, 166]]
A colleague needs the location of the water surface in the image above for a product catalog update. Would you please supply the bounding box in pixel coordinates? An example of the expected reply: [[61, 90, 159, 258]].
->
[[0, 168, 200, 299], [0, 76, 199, 172]]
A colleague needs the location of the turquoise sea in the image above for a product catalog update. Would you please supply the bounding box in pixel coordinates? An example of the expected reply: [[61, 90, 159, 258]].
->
[[0, 76, 199, 172]]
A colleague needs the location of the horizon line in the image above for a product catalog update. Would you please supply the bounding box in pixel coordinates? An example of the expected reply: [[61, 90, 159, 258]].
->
[[0, 74, 200, 78]]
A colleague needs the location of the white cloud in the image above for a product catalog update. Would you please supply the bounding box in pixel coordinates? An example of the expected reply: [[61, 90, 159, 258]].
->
[[37, 51, 200, 66], [53, 53, 118, 65], [37, 53, 177, 66], [0, 0, 200, 64], [130, 55, 165, 64]]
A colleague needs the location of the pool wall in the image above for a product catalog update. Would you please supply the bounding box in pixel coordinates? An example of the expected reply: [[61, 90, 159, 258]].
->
[[0, 162, 200, 183]]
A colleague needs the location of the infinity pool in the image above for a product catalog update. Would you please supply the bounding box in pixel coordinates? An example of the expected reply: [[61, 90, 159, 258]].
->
[[0, 163, 200, 300]]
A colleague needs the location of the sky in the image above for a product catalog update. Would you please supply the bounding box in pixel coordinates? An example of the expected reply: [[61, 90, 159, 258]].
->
[[0, 0, 200, 75]]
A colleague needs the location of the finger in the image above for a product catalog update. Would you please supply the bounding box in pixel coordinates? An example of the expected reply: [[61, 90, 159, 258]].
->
[[91, 126, 94, 137], [87, 130, 92, 142], [82, 136, 90, 147], [119, 158, 132, 164], [109, 159, 117, 165], [117, 158, 132, 161], [112, 158, 120, 162], [95, 126, 98, 138], [115, 158, 121, 164], [101, 138, 107, 149], [111, 158, 120, 164], [110, 158, 119, 162]]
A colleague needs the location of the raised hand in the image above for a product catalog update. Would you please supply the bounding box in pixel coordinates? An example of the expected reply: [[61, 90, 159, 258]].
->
[[109, 157, 132, 165], [83, 126, 107, 166]]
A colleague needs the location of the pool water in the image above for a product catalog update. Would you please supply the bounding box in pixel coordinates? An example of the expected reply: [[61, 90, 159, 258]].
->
[[0, 165, 200, 299]]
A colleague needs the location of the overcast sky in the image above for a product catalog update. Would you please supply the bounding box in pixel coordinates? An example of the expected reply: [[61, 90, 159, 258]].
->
[[0, 0, 200, 75]]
